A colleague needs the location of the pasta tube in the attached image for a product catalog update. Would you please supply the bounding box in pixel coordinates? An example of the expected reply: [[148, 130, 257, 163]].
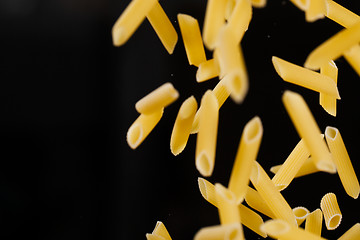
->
[[305, 209, 323, 236], [320, 60, 338, 116], [177, 14, 207, 67], [198, 177, 217, 207], [170, 96, 198, 156], [226, 0, 252, 43], [215, 183, 242, 226], [306, 0, 327, 22], [195, 90, 219, 176], [320, 192, 342, 230], [304, 21, 360, 70], [244, 186, 276, 219], [250, 161, 297, 225], [338, 223, 360, 240], [194, 223, 243, 240], [325, 127, 360, 199], [228, 116, 263, 203], [293, 206, 310, 226], [146, 221, 172, 240], [239, 204, 267, 238], [282, 90, 336, 173], [147, 1, 178, 54], [272, 56, 340, 99], [344, 44, 360, 77], [196, 59, 220, 83], [289, 0, 309, 11], [251, 0, 267, 8], [272, 138, 310, 191], [127, 108, 163, 149], [261, 219, 327, 240], [270, 157, 320, 178], [112, 0, 158, 46], [325, 0, 360, 28], [202, 0, 226, 50], [135, 83, 179, 114]]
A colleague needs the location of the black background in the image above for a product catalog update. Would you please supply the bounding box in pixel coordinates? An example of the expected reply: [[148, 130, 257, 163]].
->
[[1, 0, 360, 239]]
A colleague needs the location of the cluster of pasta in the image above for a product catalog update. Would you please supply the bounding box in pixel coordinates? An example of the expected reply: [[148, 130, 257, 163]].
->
[[112, 0, 360, 239]]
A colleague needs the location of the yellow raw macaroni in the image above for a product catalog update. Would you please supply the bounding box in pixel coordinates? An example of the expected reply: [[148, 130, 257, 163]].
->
[[127, 108, 163, 149], [344, 44, 360, 77], [198, 177, 217, 207], [215, 183, 242, 225], [177, 14, 207, 67], [195, 90, 219, 176], [135, 82, 179, 114], [289, 0, 309, 11], [325, 0, 360, 28], [325, 126, 360, 199], [225, 0, 252, 43], [320, 60, 338, 116], [238, 204, 267, 238], [194, 223, 243, 240], [170, 96, 197, 156], [306, 0, 327, 22], [282, 90, 336, 173], [244, 186, 276, 219], [305, 209, 323, 236], [228, 116, 263, 203], [320, 192, 342, 230], [196, 59, 220, 83], [251, 0, 267, 8], [338, 223, 360, 240], [270, 157, 320, 178], [293, 206, 310, 226], [146, 221, 172, 240]]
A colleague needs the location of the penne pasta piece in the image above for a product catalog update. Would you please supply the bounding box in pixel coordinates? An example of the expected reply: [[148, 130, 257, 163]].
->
[[226, 0, 252, 43], [202, 0, 226, 50], [261, 219, 327, 240], [305, 209, 323, 236], [146, 233, 165, 240], [146, 1, 178, 54], [289, 0, 310, 11], [304, 21, 360, 70], [146, 221, 172, 240], [191, 79, 230, 134], [325, 126, 360, 199], [305, 0, 327, 22], [127, 108, 164, 149], [194, 223, 244, 240], [223, 68, 249, 104], [170, 96, 198, 156], [338, 223, 360, 240], [272, 56, 340, 99], [320, 192, 342, 230], [270, 157, 320, 178], [215, 183, 241, 225], [198, 177, 217, 207], [282, 91, 336, 173], [239, 204, 267, 238], [325, 0, 360, 28], [244, 186, 276, 219], [228, 116, 263, 203], [196, 59, 220, 83], [135, 83, 179, 114], [293, 206, 310, 226], [272, 138, 311, 191], [320, 60, 338, 116], [251, 0, 267, 8], [112, 0, 158, 46], [225, 0, 236, 20], [177, 14, 207, 67], [344, 44, 360, 77], [250, 161, 297, 225], [195, 90, 219, 176]]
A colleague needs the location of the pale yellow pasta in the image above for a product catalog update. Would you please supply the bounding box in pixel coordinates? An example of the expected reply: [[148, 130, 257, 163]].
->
[[244, 186, 276, 219], [338, 223, 360, 240], [293, 206, 310, 226], [146, 234, 165, 240], [202, 0, 226, 50], [198, 177, 217, 207], [215, 183, 241, 225], [305, 0, 327, 22], [250, 161, 297, 225], [320, 192, 342, 230], [135, 82, 179, 114], [325, 126, 360, 199], [146, 1, 178, 54], [326, 0, 360, 28], [272, 56, 340, 99], [196, 59, 220, 83], [304, 21, 360, 70], [239, 204, 267, 238], [305, 209, 323, 236], [270, 157, 320, 178], [170, 96, 198, 156], [226, 0, 252, 43], [195, 90, 219, 176], [225, 0, 236, 20], [147, 221, 172, 240], [261, 219, 327, 240], [251, 0, 267, 8], [112, 0, 158, 46], [177, 14, 207, 67], [282, 91, 336, 173], [290, 0, 310, 11], [320, 60, 338, 116], [191, 79, 230, 134], [223, 68, 249, 104], [228, 116, 263, 203], [127, 108, 163, 149], [194, 223, 244, 240], [272, 138, 310, 191], [344, 44, 360, 77]]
